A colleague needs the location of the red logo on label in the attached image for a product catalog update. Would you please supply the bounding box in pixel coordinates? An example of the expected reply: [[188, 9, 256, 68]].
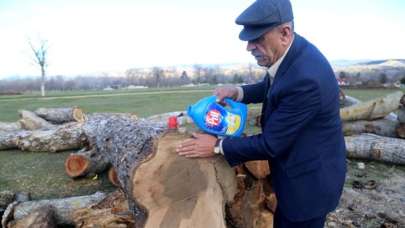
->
[[206, 109, 221, 126]]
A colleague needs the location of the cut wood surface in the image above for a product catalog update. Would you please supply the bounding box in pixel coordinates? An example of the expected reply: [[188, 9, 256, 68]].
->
[[131, 132, 237, 228], [0, 122, 21, 132], [18, 110, 55, 130], [16, 122, 87, 152], [107, 167, 121, 188], [342, 119, 399, 137], [244, 160, 270, 179], [2, 192, 106, 226], [35, 107, 85, 124], [340, 91, 403, 121], [146, 111, 191, 126], [345, 133, 405, 165], [65, 148, 110, 178], [397, 123, 405, 139], [7, 205, 57, 228]]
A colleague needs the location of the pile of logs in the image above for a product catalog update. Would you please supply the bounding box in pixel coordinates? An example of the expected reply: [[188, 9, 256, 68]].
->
[[1, 90, 405, 228]]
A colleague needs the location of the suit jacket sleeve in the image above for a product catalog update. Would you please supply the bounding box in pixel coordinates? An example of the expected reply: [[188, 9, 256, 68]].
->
[[222, 78, 321, 166], [240, 75, 268, 104]]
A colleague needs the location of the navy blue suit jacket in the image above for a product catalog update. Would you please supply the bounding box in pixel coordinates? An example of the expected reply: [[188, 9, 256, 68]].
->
[[222, 33, 346, 222]]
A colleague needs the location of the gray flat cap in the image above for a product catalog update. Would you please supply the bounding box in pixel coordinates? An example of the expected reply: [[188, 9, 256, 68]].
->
[[236, 0, 293, 41]]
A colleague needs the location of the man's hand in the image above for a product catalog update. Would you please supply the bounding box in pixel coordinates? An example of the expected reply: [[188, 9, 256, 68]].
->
[[213, 85, 239, 103], [176, 133, 217, 158]]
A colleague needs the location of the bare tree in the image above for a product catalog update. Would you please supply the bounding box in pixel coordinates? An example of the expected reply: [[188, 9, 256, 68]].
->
[[29, 39, 48, 96]]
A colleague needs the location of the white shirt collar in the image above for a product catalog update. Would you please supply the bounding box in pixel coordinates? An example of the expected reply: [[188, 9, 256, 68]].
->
[[267, 37, 294, 77]]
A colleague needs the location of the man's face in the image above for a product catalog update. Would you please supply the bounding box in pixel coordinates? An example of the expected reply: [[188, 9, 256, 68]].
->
[[246, 28, 286, 68]]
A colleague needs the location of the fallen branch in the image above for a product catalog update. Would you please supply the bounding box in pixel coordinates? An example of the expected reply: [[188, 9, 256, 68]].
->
[[35, 107, 85, 124], [345, 133, 405, 165], [16, 122, 87, 152], [18, 110, 55, 130], [2, 192, 106, 227], [340, 91, 403, 121], [342, 119, 399, 137]]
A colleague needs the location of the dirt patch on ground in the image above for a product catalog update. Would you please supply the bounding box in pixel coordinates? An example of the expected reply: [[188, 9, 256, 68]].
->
[[326, 159, 405, 227]]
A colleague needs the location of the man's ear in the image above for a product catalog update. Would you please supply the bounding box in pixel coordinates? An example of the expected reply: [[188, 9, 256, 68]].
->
[[279, 25, 292, 44]]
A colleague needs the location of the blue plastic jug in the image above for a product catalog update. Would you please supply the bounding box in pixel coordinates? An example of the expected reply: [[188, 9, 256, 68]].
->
[[187, 95, 247, 137]]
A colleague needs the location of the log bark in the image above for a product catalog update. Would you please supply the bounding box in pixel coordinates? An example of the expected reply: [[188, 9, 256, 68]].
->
[[65, 148, 110, 178], [85, 114, 238, 228], [2, 192, 106, 227], [34, 107, 85, 124], [0, 131, 30, 150], [0, 122, 21, 132], [0, 191, 15, 213], [16, 122, 87, 152], [72, 190, 134, 228], [340, 91, 403, 121], [244, 161, 270, 179], [345, 133, 405, 165], [342, 119, 399, 137], [396, 123, 405, 139], [18, 110, 55, 130], [401, 95, 405, 106], [7, 205, 57, 228]]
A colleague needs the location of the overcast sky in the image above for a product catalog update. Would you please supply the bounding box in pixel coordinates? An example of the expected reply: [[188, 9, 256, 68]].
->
[[0, 0, 404, 78]]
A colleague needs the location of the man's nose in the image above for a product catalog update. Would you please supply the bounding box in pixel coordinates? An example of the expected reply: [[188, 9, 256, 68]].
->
[[246, 42, 256, 51]]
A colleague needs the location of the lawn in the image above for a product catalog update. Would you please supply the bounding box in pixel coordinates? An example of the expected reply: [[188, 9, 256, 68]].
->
[[0, 87, 404, 200]]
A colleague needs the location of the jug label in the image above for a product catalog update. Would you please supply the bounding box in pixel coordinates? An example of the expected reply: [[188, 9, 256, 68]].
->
[[225, 113, 241, 135], [205, 103, 227, 133]]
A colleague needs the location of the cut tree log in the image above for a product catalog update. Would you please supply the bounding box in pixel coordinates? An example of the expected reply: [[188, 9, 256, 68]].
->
[[396, 123, 405, 139], [340, 91, 404, 121], [342, 119, 399, 137], [107, 167, 121, 188], [1, 191, 106, 227], [72, 190, 134, 228], [345, 133, 405, 165], [145, 111, 192, 126], [0, 122, 22, 132], [227, 173, 274, 228], [7, 205, 57, 228], [34, 107, 85, 124], [18, 110, 55, 130], [16, 122, 87, 152], [0, 131, 30, 150], [65, 148, 110, 178], [84, 114, 238, 228], [244, 161, 270, 179]]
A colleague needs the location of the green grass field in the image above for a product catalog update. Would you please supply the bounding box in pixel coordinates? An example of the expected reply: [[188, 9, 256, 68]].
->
[[0, 87, 404, 200]]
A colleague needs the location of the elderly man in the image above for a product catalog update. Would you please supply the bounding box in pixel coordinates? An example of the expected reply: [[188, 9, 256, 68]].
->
[[176, 0, 346, 227]]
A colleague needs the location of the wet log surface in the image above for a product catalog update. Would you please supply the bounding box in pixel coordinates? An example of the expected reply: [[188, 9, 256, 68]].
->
[[340, 91, 403, 121], [34, 107, 85, 124], [345, 133, 405, 165]]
